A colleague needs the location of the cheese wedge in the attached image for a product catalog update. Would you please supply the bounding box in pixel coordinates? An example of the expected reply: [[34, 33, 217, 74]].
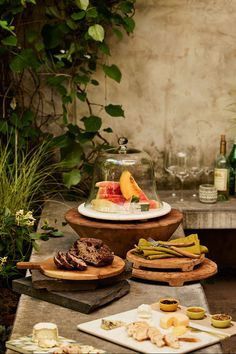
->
[[172, 325, 188, 337], [160, 313, 189, 329]]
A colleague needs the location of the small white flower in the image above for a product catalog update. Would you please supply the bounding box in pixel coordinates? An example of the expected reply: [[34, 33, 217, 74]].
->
[[15, 210, 36, 227]]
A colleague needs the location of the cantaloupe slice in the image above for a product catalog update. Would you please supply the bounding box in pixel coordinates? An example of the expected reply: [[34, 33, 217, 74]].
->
[[120, 170, 144, 200]]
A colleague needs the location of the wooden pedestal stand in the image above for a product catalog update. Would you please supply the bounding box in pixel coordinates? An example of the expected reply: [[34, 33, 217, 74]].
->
[[65, 208, 183, 258], [126, 250, 217, 287]]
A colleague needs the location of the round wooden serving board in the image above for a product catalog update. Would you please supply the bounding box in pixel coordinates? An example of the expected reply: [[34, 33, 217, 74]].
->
[[17, 256, 125, 281], [129, 258, 217, 287], [126, 249, 205, 272]]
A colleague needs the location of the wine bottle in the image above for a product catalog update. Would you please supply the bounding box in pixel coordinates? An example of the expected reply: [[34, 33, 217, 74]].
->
[[227, 137, 236, 196], [214, 134, 229, 201]]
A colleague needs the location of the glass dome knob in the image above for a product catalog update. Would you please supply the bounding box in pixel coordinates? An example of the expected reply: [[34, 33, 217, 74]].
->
[[118, 137, 128, 154]]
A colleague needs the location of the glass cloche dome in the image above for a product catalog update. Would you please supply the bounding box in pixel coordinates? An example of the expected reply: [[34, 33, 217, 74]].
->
[[85, 138, 162, 214]]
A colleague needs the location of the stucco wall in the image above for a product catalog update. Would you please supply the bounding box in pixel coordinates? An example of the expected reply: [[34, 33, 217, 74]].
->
[[80, 0, 236, 186]]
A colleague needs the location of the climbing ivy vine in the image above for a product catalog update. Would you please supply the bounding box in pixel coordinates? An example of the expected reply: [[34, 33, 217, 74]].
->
[[0, 0, 136, 194]]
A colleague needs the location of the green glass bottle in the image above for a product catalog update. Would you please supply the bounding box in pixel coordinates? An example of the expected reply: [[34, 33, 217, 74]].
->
[[214, 135, 229, 201], [228, 137, 236, 196]]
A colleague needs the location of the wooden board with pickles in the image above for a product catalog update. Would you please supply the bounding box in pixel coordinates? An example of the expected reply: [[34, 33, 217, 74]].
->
[[127, 234, 208, 271], [126, 234, 218, 285]]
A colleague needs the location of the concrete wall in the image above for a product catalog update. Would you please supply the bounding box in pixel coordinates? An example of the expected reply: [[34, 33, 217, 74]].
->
[[79, 0, 236, 186]]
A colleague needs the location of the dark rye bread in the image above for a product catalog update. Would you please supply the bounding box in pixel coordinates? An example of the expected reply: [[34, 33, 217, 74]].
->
[[72, 237, 114, 267], [54, 251, 87, 271]]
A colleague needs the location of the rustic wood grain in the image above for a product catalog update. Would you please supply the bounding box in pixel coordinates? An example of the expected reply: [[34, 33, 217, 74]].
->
[[131, 258, 217, 287], [65, 208, 183, 258], [126, 250, 205, 272], [17, 256, 125, 280]]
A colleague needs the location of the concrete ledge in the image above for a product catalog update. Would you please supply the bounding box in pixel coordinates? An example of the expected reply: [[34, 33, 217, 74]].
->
[[159, 191, 236, 229]]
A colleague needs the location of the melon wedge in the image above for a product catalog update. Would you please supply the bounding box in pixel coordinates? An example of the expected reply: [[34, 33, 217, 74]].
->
[[120, 170, 145, 200], [91, 199, 122, 213]]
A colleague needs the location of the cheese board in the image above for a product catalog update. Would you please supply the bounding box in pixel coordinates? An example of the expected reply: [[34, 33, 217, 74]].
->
[[6, 335, 106, 354], [16, 256, 125, 280], [77, 306, 235, 354]]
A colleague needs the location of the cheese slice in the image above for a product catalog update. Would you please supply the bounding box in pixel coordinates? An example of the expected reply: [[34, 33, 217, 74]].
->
[[32, 322, 58, 347], [160, 313, 189, 329]]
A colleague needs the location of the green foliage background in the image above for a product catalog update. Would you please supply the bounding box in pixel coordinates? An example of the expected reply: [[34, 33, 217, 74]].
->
[[0, 0, 136, 195]]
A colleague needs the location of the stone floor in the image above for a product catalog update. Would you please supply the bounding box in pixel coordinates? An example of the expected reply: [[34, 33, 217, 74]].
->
[[202, 269, 236, 354]]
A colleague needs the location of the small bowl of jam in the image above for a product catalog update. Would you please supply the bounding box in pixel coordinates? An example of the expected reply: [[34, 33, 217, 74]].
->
[[159, 298, 179, 312], [211, 314, 232, 328], [186, 307, 206, 320]]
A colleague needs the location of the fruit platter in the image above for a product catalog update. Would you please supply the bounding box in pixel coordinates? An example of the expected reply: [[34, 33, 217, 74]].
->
[[79, 170, 170, 221]]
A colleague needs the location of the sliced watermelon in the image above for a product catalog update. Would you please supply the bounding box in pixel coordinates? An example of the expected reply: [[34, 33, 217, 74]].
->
[[96, 181, 122, 196], [95, 181, 125, 205], [149, 199, 161, 209]]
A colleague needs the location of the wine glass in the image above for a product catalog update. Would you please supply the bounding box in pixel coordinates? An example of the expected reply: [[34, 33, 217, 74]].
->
[[189, 152, 203, 198], [164, 151, 177, 197], [176, 152, 189, 202], [202, 164, 214, 184]]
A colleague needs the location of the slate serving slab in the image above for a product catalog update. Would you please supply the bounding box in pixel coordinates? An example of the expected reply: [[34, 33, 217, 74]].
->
[[12, 277, 130, 314]]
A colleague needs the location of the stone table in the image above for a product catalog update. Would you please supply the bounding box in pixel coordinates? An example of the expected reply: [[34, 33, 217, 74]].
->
[[6, 200, 222, 353]]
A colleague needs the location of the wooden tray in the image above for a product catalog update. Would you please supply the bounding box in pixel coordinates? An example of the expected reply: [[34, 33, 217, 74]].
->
[[126, 249, 205, 272], [17, 256, 125, 281], [130, 258, 217, 286]]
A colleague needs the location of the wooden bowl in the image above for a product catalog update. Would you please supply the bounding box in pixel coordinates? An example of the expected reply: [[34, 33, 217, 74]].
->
[[64, 208, 183, 258]]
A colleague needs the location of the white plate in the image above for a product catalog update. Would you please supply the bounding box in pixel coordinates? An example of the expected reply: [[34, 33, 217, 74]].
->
[[78, 201, 171, 221], [77, 307, 221, 354]]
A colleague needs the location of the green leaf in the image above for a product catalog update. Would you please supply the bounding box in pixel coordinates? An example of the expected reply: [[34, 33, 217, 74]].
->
[[47, 75, 66, 86], [91, 79, 99, 86], [119, 1, 134, 14], [63, 169, 81, 189], [0, 20, 15, 34], [1, 35, 17, 46], [123, 17, 135, 33], [30, 232, 41, 240], [66, 19, 78, 30], [82, 115, 102, 132], [10, 49, 41, 73], [32, 240, 40, 252], [77, 91, 87, 102], [103, 127, 113, 133], [49, 231, 64, 237], [45, 6, 62, 19], [75, 0, 89, 10], [40, 234, 50, 241], [73, 74, 90, 85], [60, 141, 82, 168], [86, 8, 98, 18], [98, 42, 110, 55], [88, 24, 104, 42], [103, 64, 122, 83], [105, 104, 124, 117], [26, 30, 38, 43], [112, 28, 123, 40], [71, 11, 85, 20]]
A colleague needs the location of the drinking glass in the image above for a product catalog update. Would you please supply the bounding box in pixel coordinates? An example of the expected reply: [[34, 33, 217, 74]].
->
[[164, 151, 177, 197], [176, 152, 189, 202], [189, 152, 203, 198]]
